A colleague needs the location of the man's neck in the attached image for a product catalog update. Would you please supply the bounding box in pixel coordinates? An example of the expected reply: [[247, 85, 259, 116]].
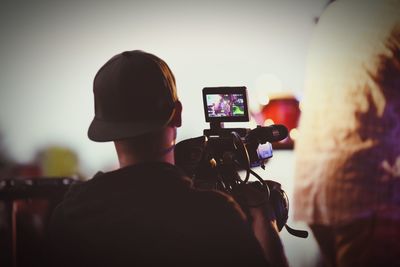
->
[[115, 139, 176, 168], [114, 127, 177, 168]]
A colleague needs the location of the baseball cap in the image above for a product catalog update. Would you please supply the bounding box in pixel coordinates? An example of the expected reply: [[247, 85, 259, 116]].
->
[[88, 50, 177, 142]]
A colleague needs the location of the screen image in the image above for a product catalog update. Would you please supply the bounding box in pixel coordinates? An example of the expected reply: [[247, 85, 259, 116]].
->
[[206, 93, 246, 118]]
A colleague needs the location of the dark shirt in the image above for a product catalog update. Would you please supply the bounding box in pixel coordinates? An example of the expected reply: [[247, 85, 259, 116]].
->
[[48, 162, 267, 266]]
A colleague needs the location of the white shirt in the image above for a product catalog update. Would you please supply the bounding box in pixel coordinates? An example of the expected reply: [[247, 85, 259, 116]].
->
[[293, 0, 400, 225]]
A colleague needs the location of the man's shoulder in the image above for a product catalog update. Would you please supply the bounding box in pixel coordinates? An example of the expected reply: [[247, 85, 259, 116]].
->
[[190, 188, 246, 218]]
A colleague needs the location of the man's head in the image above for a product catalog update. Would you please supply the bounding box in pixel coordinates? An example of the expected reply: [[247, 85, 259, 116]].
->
[[88, 50, 182, 165], [88, 50, 181, 142]]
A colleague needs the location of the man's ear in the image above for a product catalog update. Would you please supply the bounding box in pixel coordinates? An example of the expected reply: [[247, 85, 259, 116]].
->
[[169, 100, 182, 127]]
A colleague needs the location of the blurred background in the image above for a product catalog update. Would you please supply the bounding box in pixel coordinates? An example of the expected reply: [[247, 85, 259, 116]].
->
[[0, 0, 332, 266]]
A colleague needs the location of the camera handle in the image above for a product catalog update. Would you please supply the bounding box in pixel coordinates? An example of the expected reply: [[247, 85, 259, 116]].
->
[[285, 225, 309, 238]]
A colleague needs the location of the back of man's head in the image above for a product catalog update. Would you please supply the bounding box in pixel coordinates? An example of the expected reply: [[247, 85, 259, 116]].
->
[[88, 50, 179, 142]]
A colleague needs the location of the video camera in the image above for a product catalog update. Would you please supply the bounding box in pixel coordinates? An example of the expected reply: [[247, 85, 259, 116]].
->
[[175, 86, 308, 238]]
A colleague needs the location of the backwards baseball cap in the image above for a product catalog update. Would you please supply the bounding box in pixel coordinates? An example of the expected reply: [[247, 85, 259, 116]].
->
[[88, 50, 178, 142]]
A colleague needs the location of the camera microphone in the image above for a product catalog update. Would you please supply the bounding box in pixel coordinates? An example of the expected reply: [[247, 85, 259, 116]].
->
[[247, 124, 288, 144]]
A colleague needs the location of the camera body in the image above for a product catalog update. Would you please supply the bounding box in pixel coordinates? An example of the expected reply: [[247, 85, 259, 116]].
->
[[175, 86, 307, 237], [176, 86, 285, 180]]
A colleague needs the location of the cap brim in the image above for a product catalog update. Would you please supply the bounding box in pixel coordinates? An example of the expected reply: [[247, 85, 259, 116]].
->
[[88, 117, 169, 142]]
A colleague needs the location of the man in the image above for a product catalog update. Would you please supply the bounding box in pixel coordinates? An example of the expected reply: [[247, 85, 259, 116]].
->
[[48, 50, 288, 266], [293, 0, 400, 266]]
